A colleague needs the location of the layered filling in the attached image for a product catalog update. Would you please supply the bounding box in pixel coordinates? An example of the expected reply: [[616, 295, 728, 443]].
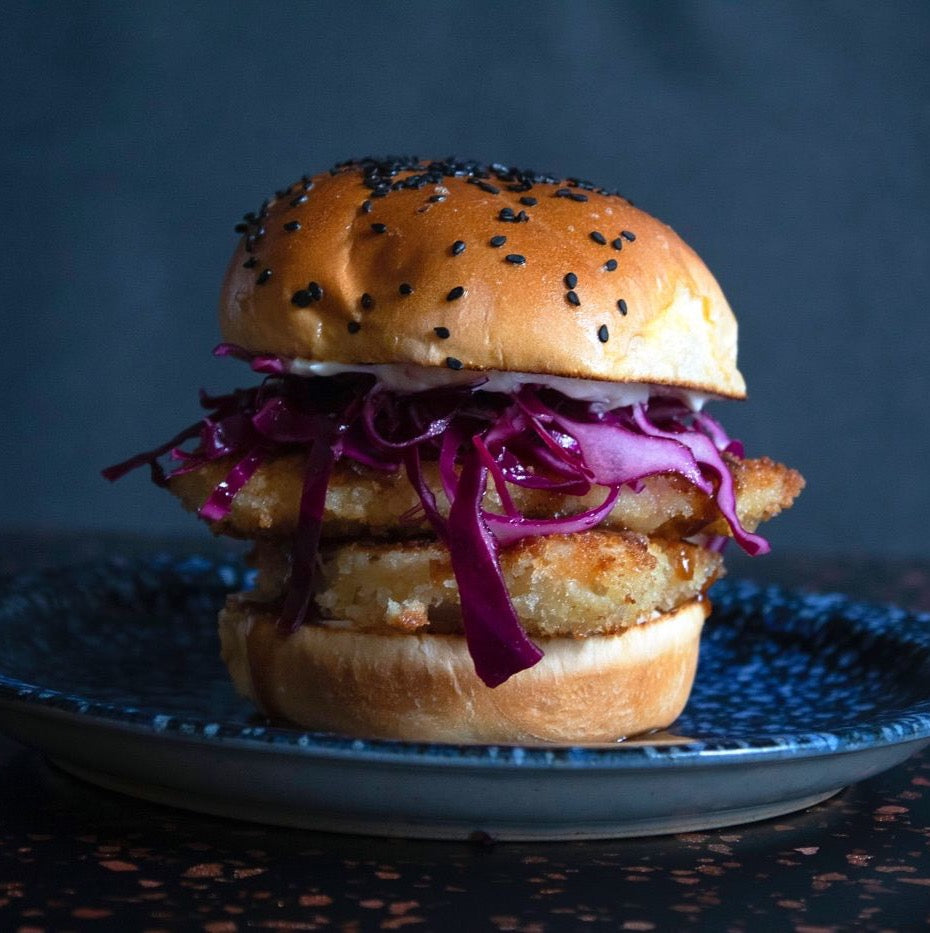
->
[[104, 346, 803, 687]]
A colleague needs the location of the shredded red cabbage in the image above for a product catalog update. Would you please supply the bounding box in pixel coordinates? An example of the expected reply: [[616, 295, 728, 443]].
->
[[104, 345, 768, 686]]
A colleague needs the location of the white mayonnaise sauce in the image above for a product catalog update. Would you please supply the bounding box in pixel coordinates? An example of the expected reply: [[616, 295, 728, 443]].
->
[[285, 359, 710, 411]]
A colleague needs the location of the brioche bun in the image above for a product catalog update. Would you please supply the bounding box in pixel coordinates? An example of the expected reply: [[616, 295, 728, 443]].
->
[[218, 597, 708, 744], [221, 157, 745, 398]]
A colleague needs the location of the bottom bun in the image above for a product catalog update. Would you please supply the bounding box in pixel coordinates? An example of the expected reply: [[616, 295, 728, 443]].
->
[[219, 598, 708, 744]]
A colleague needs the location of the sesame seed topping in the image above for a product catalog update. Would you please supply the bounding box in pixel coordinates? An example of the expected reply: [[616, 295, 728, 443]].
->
[[371, 222, 388, 234], [290, 194, 308, 207], [590, 231, 607, 245], [604, 259, 618, 272], [284, 220, 301, 232], [489, 235, 507, 247], [446, 356, 464, 370], [347, 321, 361, 334], [598, 324, 610, 343], [399, 282, 414, 296], [478, 181, 500, 194], [308, 281, 323, 301], [555, 188, 572, 198], [564, 272, 578, 289], [451, 240, 466, 256], [570, 192, 588, 202], [617, 299, 628, 315], [434, 326, 451, 339], [612, 238, 624, 250], [515, 210, 529, 223], [498, 207, 515, 222], [446, 285, 465, 302], [429, 194, 446, 203], [242, 256, 258, 268], [505, 253, 526, 265], [361, 292, 374, 310], [291, 289, 313, 307], [566, 290, 580, 306], [256, 269, 272, 285], [621, 230, 636, 241], [519, 196, 538, 206], [361, 199, 373, 213]]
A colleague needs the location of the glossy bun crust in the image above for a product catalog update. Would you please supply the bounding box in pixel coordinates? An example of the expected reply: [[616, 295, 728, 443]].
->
[[221, 158, 746, 398], [219, 597, 708, 744]]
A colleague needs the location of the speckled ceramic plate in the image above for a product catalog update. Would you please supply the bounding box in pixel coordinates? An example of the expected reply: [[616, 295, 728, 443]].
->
[[1, 555, 929, 840]]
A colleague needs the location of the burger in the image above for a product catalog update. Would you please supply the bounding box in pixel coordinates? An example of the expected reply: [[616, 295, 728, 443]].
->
[[105, 156, 803, 743]]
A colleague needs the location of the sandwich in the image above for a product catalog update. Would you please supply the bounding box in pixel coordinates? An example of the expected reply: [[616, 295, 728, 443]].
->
[[104, 156, 803, 743]]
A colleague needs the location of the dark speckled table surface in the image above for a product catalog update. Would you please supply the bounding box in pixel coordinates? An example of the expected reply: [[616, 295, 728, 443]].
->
[[3, 533, 930, 931]]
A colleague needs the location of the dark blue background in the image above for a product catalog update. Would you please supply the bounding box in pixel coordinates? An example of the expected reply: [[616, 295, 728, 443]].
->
[[3, 1, 928, 555]]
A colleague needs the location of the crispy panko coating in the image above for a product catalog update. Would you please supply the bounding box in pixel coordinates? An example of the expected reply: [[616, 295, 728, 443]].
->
[[245, 531, 723, 639], [169, 452, 803, 541]]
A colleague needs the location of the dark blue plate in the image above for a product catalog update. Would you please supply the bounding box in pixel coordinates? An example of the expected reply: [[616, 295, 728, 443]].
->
[[0, 555, 928, 839]]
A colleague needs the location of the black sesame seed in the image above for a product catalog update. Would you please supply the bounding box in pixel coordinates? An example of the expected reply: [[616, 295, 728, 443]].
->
[[505, 253, 526, 265], [555, 187, 572, 198], [621, 230, 636, 241], [564, 272, 578, 289], [515, 210, 529, 223], [604, 259, 618, 272], [478, 181, 500, 195], [347, 321, 361, 334], [256, 269, 272, 286], [570, 192, 589, 202], [371, 222, 388, 234], [242, 256, 258, 268], [361, 199, 373, 213], [446, 285, 465, 302], [234, 222, 249, 233], [284, 220, 301, 232], [451, 240, 466, 256], [489, 235, 507, 247], [291, 290, 312, 308], [498, 208, 515, 222], [612, 238, 624, 250], [434, 326, 451, 339], [446, 356, 464, 370], [290, 194, 308, 207], [617, 299, 628, 315], [399, 282, 414, 296], [590, 231, 607, 245], [566, 290, 580, 306], [308, 281, 323, 301], [597, 324, 610, 343], [429, 194, 446, 203], [361, 292, 374, 310], [519, 196, 538, 206]]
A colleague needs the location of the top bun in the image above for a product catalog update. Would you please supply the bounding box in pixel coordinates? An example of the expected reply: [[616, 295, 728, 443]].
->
[[220, 158, 746, 398]]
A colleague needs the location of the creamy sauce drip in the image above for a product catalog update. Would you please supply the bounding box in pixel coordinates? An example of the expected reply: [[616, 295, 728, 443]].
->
[[286, 359, 710, 411]]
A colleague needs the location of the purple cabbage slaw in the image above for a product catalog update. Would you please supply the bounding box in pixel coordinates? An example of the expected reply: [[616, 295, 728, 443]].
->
[[103, 344, 768, 688]]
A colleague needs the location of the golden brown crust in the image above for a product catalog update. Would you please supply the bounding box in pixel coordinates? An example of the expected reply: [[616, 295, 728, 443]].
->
[[219, 598, 708, 743], [169, 453, 803, 541], [247, 530, 722, 638], [220, 161, 745, 397]]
